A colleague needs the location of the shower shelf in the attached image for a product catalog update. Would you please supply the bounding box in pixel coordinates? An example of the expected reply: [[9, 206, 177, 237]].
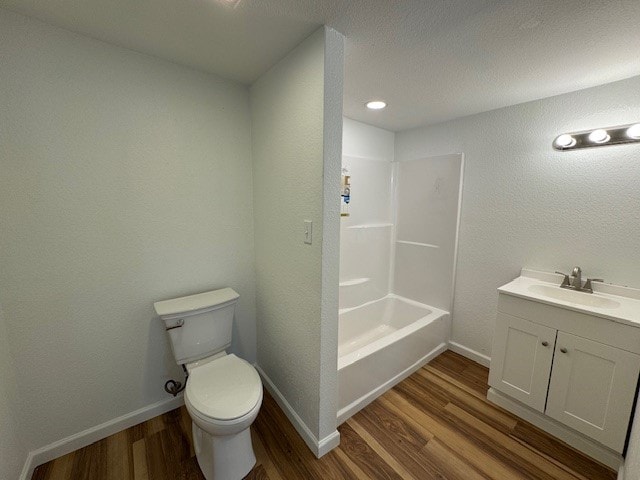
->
[[339, 277, 370, 287], [396, 240, 440, 248], [346, 223, 393, 229]]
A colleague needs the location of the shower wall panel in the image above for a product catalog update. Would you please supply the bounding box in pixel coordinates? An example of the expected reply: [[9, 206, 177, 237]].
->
[[393, 154, 463, 311], [339, 155, 393, 308]]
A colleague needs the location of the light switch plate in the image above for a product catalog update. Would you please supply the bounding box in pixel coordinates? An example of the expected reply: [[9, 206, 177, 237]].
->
[[303, 220, 312, 245]]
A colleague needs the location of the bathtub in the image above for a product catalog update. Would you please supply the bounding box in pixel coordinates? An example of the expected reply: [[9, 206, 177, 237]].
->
[[337, 294, 449, 424]]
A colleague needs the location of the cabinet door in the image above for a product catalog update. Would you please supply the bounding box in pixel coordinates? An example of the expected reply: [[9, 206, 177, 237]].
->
[[546, 332, 640, 452], [489, 313, 557, 412]]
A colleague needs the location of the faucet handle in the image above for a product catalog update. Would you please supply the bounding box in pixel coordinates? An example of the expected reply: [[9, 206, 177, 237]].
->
[[583, 278, 604, 293], [555, 271, 570, 287]]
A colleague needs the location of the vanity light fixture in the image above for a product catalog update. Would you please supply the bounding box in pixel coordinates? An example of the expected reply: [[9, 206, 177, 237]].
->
[[553, 122, 640, 151], [366, 100, 387, 110]]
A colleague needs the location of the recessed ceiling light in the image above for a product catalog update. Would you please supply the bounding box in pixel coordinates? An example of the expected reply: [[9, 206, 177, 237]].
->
[[366, 100, 387, 110], [218, 0, 241, 7]]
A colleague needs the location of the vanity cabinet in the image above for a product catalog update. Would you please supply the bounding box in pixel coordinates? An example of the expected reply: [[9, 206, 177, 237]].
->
[[546, 331, 640, 451], [489, 295, 640, 454], [488, 313, 556, 412]]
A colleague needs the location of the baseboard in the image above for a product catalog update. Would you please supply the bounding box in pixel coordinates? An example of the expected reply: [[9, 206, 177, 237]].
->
[[254, 364, 339, 458], [19, 395, 184, 480], [18, 451, 36, 480], [618, 464, 624, 480], [317, 429, 341, 457], [337, 342, 448, 425], [448, 341, 491, 367]]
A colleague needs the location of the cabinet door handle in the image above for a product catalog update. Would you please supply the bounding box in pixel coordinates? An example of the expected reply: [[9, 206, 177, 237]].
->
[[560, 347, 568, 354], [541, 341, 549, 347]]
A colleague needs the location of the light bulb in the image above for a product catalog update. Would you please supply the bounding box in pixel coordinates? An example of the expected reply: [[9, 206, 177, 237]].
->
[[626, 124, 640, 139], [588, 129, 610, 144], [366, 100, 387, 110], [554, 134, 576, 148]]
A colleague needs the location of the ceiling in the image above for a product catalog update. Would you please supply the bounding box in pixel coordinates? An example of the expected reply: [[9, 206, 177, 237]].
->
[[2, 0, 640, 131]]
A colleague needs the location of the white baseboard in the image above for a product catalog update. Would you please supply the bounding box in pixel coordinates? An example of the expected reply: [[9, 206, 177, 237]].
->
[[254, 364, 339, 458], [18, 451, 36, 480], [618, 464, 625, 480], [19, 395, 184, 480], [448, 341, 491, 367], [317, 429, 341, 457]]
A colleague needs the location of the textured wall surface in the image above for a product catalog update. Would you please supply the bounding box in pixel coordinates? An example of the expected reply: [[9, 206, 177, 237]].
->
[[0, 306, 26, 479], [317, 27, 344, 441], [0, 10, 257, 451], [251, 28, 341, 442], [342, 118, 395, 160]]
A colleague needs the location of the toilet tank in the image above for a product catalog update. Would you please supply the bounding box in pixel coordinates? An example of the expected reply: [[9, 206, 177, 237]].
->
[[153, 288, 239, 365]]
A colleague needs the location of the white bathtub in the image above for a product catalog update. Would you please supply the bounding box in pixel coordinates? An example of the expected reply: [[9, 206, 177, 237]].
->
[[337, 294, 449, 424]]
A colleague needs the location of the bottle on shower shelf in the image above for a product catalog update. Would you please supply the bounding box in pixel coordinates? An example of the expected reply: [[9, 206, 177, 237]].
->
[[341, 167, 351, 217]]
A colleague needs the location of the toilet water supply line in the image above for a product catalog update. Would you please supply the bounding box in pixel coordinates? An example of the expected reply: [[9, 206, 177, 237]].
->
[[164, 364, 189, 397]]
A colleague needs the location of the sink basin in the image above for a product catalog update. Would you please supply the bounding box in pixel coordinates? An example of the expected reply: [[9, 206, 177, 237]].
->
[[498, 269, 640, 327], [527, 284, 620, 309]]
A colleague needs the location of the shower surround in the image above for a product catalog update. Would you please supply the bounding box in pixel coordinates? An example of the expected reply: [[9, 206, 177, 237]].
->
[[337, 148, 463, 423]]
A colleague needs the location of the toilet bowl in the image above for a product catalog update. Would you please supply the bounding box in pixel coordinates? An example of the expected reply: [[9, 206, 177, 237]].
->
[[154, 288, 263, 480], [184, 353, 263, 480]]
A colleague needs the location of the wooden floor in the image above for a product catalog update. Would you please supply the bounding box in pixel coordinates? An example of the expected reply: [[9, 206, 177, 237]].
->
[[32, 351, 616, 480]]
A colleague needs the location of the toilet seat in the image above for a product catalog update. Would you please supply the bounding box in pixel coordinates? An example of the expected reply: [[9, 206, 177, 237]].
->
[[186, 354, 262, 422]]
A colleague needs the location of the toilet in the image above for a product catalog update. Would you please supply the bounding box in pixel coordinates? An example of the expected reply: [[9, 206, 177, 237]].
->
[[154, 288, 262, 480]]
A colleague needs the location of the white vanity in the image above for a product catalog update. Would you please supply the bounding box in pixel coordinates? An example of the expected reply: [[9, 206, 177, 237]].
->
[[488, 269, 640, 469]]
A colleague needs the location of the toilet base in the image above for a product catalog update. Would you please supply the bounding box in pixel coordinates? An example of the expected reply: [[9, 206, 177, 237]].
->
[[192, 421, 256, 480]]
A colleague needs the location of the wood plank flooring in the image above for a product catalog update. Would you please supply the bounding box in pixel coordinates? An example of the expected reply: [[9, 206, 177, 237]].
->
[[32, 351, 617, 480]]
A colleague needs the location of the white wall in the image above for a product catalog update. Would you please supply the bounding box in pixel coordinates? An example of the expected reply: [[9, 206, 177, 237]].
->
[[340, 118, 395, 308], [0, 8, 256, 454], [396, 75, 640, 360], [318, 27, 344, 445], [343, 118, 395, 160], [0, 306, 27, 479], [251, 27, 343, 451]]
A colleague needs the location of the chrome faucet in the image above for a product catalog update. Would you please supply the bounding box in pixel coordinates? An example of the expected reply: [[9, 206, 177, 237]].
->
[[570, 266, 582, 289], [555, 266, 603, 293]]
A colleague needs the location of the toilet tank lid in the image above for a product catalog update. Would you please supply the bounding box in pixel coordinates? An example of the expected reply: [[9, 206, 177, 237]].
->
[[154, 288, 239, 318]]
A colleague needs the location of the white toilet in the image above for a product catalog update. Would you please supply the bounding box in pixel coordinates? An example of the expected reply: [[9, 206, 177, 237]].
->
[[154, 288, 262, 480]]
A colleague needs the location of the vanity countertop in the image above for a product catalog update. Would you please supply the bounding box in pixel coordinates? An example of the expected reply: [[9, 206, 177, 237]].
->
[[498, 269, 640, 329]]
